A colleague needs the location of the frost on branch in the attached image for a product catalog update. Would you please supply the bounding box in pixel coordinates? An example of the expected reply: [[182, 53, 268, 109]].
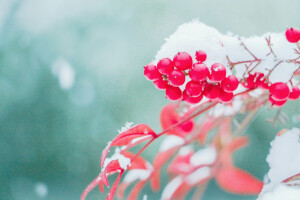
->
[[258, 128, 300, 200]]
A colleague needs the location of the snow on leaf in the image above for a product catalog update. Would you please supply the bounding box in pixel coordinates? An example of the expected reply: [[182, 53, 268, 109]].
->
[[159, 135, 185, 152], [185, 166, 211, 185], [161, 176, 183, 200], [101, 124, 156, 168], [190, 147, 217, 167]]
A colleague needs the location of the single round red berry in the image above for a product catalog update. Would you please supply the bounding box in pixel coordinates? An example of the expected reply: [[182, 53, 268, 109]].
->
[[173, 52, 193, 70], [157, 58, 174, 75], [289, 86, 300, 100], [221, 75, 239, 92], [195, 50, 207, 62], [189, 63, 210, 81], [179, 120, 194, 132], [185, 81, 202, 97], [285, 27, 300, 43], [144, 64, 161, 81], [269, 82, 290, 101], [268, 96, 287, 107], [219, 90, 234, 103], [166, 85, 182, 101], [168, 69, 185, 86], [153, 77, 168, 90], [203, 84, 221, 100], [183, 90, 203, 104], [209, 63, 226, 82]]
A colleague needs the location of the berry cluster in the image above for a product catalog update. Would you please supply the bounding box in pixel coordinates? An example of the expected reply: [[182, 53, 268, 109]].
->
[[144, 50, 239, 104], [285, 27, 300, 43], [241, 72, 300, 107]]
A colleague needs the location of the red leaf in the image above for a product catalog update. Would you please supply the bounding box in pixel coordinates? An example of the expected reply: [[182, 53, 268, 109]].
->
[[81, 176, 103, 200], [216, 167, 263, 195], [151, 147, 178, 191], [117, 182, 129, 199], [127, 180, 147, 200], [121, 151, 149, 170], [168, 151, 194, 175], [106, 170, 124, 200], [160, 103, 194, 137], [101, 124, 155, 168]]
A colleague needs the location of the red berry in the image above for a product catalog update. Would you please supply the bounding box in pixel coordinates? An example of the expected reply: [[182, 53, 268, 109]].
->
[[268, 96, 287, 107], [219, 90, 234, 103], [185, 81, 202, 97], [189, 63, 210, 81], [183, 90, 203, 104], [285, 27, 300, 43], [289, 86, 300, 100], [157, 58, 174, 75], [144, 64, 161, 81], [195, 50, 207, 62], [221, 75, 239, 92], [173, 52, 193, 70], [209, 63, 226, 82], [153, 77, 168, 90], [179, 120, 194, 132], [168, 69, 185, 86], [203, 84, 221, 100], [242, 74, 256, 89], [166, 85, 182, 101], [269, 82, 290, 101]]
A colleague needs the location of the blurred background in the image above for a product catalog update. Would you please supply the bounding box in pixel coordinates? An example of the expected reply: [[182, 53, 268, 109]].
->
[[0, 0, 299, 199]]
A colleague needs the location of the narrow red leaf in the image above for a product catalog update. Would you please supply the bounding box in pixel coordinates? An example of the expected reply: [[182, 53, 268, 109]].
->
[[81, 176, 102, 200], [151, 147, 178, 191], [106, 170, 124, 200], [121, 151, 149, 170], [127, 180, 147, 200], [168, 151, 194, 175], [216, 167, 263, 195], [117, 182, 130, 199]]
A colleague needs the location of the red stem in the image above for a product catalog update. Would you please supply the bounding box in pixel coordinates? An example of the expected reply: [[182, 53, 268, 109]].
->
[[131, 88, 254, 163]]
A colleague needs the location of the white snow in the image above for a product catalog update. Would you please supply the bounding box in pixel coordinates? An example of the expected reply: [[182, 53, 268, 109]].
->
[[185, 167, 210, 185], [258, 128, 300, 199], [154, 20, 299, 83], [102, 148, 131, 171], [259, 184, 300, 200], [123, 169, 151, 183], [159, 135, 185, 152], [161, 176, 183, 200], [190, 147, 217, 167], [117, 122, 134, 134]]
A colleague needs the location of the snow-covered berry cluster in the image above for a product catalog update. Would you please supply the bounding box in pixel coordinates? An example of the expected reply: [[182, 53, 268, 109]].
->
[[144, 50, 240, 104]]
